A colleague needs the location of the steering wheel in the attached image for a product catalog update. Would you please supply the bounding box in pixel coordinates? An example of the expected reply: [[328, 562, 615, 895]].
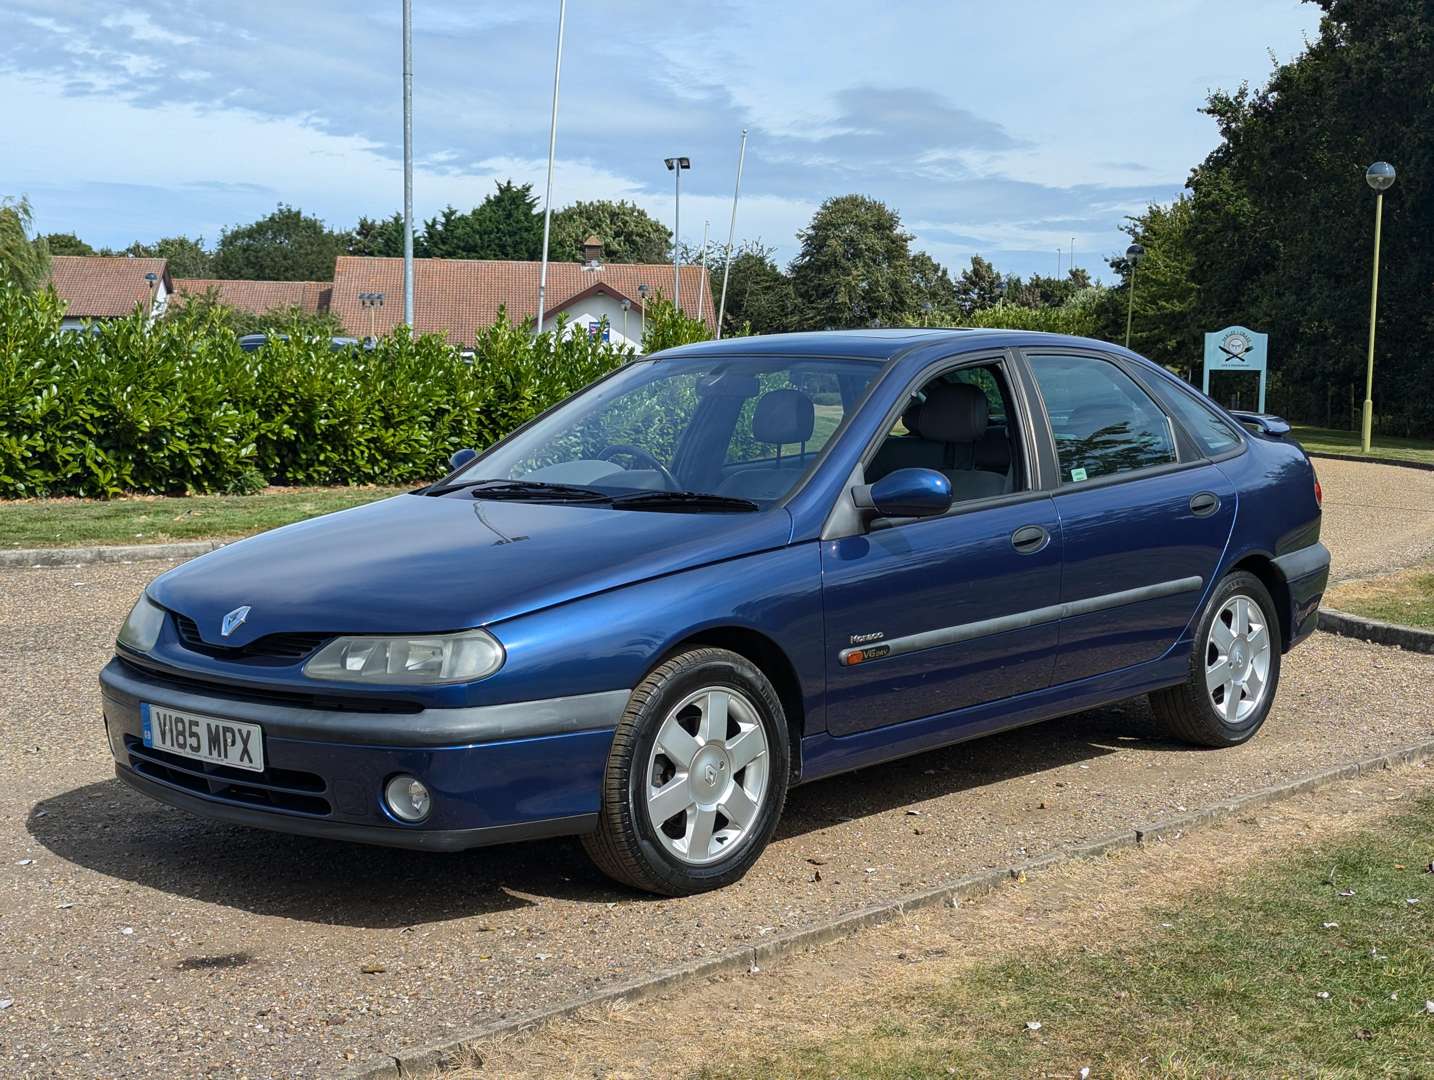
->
[[597, 444, 679, 490]]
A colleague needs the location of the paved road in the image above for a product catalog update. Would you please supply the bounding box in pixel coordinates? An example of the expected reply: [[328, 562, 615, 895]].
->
[[3, 459, 1433, 1078]]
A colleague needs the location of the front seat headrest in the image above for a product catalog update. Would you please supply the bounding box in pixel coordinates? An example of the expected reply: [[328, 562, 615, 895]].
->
[[752, 388, 815, 444], [911, 381, 988, 444], [901, 400, 925, 438]]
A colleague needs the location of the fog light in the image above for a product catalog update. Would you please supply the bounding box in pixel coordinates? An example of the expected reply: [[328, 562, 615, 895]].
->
[[384, 775, 431, 823]]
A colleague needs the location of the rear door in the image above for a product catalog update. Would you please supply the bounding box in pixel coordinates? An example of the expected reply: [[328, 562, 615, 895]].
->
[[1019, 349, 1237, 685]]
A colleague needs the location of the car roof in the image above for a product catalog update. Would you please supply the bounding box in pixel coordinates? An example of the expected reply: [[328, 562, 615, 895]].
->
[[651, 328, 1122, 363]]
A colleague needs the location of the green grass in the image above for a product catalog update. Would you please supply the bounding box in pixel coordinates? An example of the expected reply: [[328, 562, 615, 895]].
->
[[697, 798, 1434, 1080], [0, 487, 409, 549], [1326, 565, 1434, 629], [1291, 425, 1434, 466]]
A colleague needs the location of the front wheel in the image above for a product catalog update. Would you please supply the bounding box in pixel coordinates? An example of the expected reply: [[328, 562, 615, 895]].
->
[[1149, 571, 1282, 747], [582, 648, 790, 895]]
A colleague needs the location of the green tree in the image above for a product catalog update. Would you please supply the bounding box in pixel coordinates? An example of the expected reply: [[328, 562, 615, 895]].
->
[[211, 204, 350, 281], [106, 236, 212, 277], [1181, 0, 1434, 432], [550, 200, 671, 264], [42, 232, 94, 256], [954, 255, 1005, 315], [350, 213, 406, 257], [0, 197, 50, 292], [789, 194, 916, 329], [714, 241, 795, 336], [910, 251, 959, 319], [468, 180, 542, 260], [1096, 197, 1201, 372]]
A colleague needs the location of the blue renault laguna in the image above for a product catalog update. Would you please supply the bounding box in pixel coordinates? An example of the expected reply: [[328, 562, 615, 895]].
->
[[102, 329, 1329, 895]]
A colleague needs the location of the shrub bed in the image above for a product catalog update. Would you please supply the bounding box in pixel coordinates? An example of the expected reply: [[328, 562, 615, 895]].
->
[[0, 285, 708, 498]]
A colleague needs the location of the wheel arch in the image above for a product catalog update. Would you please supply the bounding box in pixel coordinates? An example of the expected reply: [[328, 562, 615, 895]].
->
[[661, 626, 807, 782], [1229, 552, 1293, 651]]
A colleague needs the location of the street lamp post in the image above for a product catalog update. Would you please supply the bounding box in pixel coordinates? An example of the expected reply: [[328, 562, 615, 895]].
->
[[664, 156, 690, 312], [1123, 242, 1145, 348], [1361, 161, 1396, 452], [638, 283, 650, 343]]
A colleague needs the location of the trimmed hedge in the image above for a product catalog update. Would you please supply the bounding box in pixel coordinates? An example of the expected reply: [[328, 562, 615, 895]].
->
[[0, 284, 651, 498]]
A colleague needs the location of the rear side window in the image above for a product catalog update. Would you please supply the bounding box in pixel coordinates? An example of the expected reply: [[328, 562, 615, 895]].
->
[[1154, 382, 1243, 456], [1027, 353, 1177, 484]]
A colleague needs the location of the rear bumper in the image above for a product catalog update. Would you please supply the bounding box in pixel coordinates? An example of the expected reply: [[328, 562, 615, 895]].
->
[[100, 658, 622, 851], [1273, 542, 1331, 649]]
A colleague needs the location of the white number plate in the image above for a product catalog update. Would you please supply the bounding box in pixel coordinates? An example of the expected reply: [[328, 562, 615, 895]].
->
[[142, 704, 264, 773]]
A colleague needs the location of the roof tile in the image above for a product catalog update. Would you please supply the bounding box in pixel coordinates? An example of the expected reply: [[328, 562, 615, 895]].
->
[[48, 256, 171, 318], [329, 257, 716, 346]]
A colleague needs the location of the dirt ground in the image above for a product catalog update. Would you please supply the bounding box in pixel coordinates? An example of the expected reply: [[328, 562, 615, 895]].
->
[[1, 458, 1432, 1077], [448, 762, 1434, 1080]]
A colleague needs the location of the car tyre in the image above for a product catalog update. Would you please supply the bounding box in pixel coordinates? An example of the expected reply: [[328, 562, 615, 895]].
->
[[582, 648, 790, 896], [1149, 570, 1282, 747]]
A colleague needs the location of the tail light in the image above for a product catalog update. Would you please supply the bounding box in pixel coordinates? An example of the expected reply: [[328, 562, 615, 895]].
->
[[1314, 476, 1323, 507]]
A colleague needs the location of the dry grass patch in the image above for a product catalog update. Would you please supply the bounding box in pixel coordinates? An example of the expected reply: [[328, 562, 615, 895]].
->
[[435, 767, 1434, 1080], [1326, 563, 1434, 629]]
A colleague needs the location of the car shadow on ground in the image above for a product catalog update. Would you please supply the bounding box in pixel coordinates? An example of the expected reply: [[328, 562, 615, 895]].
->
[[27, 698, 1198, 929]]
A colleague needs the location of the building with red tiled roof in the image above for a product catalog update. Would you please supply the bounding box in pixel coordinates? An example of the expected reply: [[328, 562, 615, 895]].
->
[[329, 251, 715, 348], [173, 279, 332, 317], [48, 256, 172, 327]]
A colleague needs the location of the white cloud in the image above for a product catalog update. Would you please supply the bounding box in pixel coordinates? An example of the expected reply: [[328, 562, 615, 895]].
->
[[100, 12, 197, 47]]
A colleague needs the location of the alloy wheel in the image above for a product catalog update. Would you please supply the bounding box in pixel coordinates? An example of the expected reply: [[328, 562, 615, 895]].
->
[[1205, 594, 1272, 725], [644, 686, 770, 866]]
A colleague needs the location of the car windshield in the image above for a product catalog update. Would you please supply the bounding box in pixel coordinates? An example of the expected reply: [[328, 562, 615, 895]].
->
[[451, 355, 882, 507]]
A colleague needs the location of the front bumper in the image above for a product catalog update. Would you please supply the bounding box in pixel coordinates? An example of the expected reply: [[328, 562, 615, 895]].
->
[[1274, 541, 1331, 649], [100, 658, 625, 851]]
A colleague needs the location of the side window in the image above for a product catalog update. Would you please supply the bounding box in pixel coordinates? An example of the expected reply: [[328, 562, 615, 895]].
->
[[866, 361, 1025, 503], [1027, 353, 1177, 484], [1154, 382, 1243, 457]]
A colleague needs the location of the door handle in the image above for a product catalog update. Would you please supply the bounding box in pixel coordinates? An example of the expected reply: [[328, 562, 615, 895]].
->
[[1010, 524, 1049, 554], [1189, 492, 1221, 517]]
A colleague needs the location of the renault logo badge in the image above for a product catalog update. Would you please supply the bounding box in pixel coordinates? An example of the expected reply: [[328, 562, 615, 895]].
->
[[221, 606, 252, 637]]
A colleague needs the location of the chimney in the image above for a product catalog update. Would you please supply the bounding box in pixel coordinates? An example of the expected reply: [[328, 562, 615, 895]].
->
[[582, 235, 604, 269]]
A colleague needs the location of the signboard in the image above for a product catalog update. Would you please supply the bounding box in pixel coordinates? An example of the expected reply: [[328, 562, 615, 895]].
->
[[1202, 325, 1268, 412]]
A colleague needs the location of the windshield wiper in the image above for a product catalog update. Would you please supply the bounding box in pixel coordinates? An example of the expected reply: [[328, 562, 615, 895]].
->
[[425, 478, 611, 503], [610, 490, 760, 513]]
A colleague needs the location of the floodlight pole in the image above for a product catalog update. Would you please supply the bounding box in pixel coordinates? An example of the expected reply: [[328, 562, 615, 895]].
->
[[715, 128, 748, 339], [402, 0, 414, 336], [535, 0, 568, 337]]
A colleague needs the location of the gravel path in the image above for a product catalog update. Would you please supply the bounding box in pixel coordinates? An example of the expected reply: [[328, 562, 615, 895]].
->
[[1314, 455, 1434, 581], [2, 458, 1432, 1078]]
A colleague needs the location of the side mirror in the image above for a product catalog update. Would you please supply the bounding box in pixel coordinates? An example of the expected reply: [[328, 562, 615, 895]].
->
[[852, 468, 952, 519], [448, 447, 478, 472]]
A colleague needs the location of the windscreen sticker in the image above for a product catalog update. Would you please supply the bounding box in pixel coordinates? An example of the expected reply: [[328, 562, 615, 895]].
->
[[1070, 467, 1088, 482]]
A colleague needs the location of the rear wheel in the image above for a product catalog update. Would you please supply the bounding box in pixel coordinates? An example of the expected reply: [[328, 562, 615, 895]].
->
[[582, 648, 790, 895], [1149, 571, 1282, 747]]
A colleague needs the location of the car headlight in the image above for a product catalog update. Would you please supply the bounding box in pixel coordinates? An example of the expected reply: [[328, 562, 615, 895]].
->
[[117, 595, 166, 653], [302, 629, 505, 685]]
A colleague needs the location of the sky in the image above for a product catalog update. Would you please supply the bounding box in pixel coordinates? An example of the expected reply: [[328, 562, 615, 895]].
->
[[2, 1, 1321, 282]]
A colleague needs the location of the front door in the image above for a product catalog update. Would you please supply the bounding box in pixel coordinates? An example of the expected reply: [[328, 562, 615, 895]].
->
[[820, 355, 1063, 737], [1022, 350, 1238, 685]]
